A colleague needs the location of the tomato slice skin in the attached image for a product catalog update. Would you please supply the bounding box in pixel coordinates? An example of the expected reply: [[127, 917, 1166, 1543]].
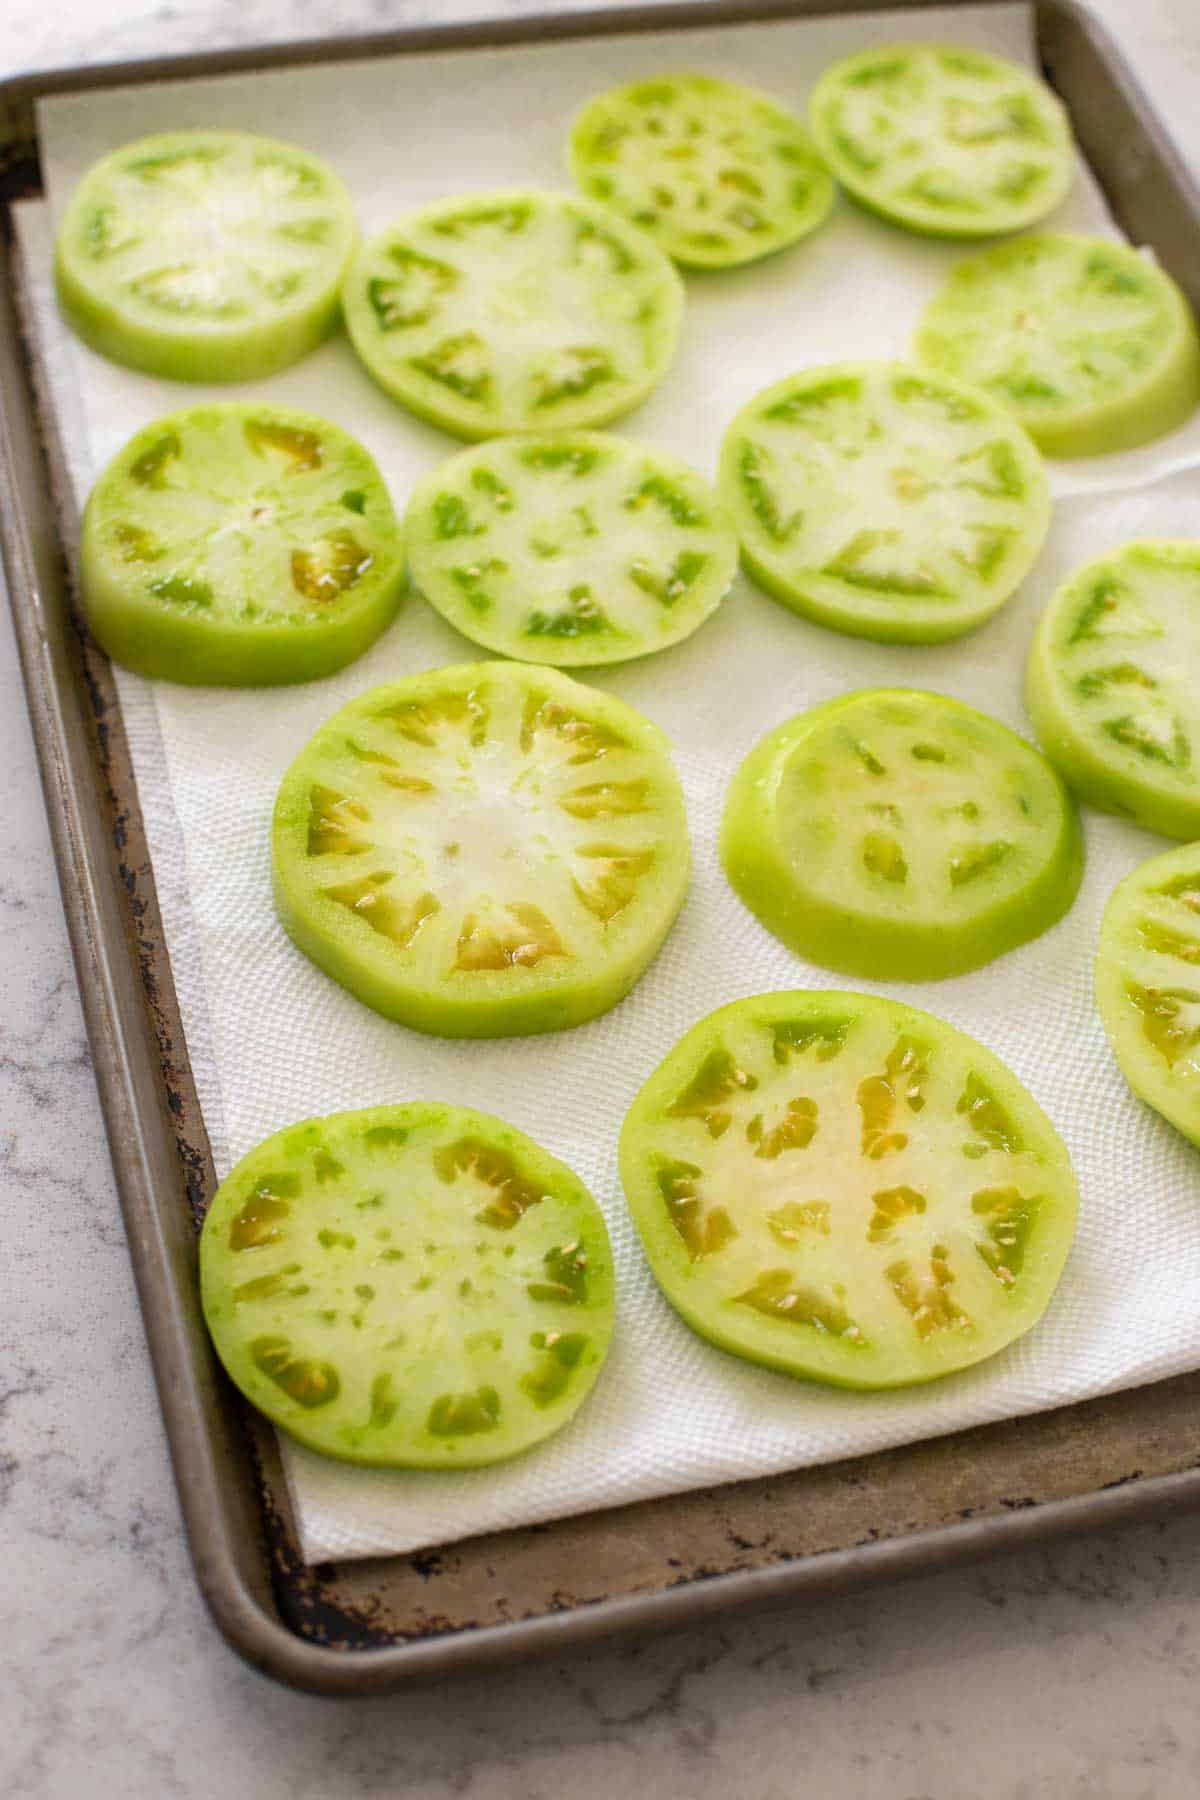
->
[[620, 991, 1078, 1390], [271, 661, 690, 1038], [403, 431, 738, 667], [79, 403, 405, 687], [718, 359, 1050, 645], [55, 129, 358, 383], [569, 71, 834, 270], [341, 189, 684, 440], [200, 1102, 615, 1468], [1097, 845, 1200, 1149], [1026, 541, 1200, 840], [808, 43, 1074, 240], [721, 689, 1083, 981], [915, 235, 1200, 460]]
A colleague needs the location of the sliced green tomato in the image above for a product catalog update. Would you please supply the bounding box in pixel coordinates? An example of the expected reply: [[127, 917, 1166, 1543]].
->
[[1097, 844, 1200, 1148], [341, 190, 684, 440], [55, 130, 357, 383], [718, 360, 1050, 643], [200, 1103, 615, 1468], [1027, 541, 1200, 839], [915, 235, 1200, 459], [79, 404, 404, 686], [808, 43, 1073, 239], [271, 661, 689, 1037], [620, 991, 1077, 1390], [567, 71, 834, 270], [721, 689, 1083, 981], [403, 432, 738, 666]]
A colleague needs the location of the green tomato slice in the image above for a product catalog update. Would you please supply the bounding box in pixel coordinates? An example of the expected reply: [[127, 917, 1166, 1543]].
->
[[55, 130, 357, 382], [808, 43, 1073, 239], [721, 689, 1083, 981], [403, 432, 737, 666], [1097, 844, 1200, 1148], [567, 71, 834, 270], [341, 190, 684, 440], [272, 661, 690, 1037], [1026, 541, 1200, 839], [620, 990, 1078, 1390], [200, 1102, 615, 1468], [915, 235, 1200, 459], [718, 360, 1050, 644], [79, 403, 404, 687]]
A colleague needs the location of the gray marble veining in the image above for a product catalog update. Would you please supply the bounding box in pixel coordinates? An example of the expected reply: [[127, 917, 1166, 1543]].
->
[[5, 2, 1200, 1795]]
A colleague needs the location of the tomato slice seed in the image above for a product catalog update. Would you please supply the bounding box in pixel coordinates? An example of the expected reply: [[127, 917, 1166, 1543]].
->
[[342, 190, 684, 439], [569, 72, 833, 269], [721, 687, 1083, 981], [271, 661, 690, 1037], [916, 234, 1200, 458], [620, 991, 1078, 1390], [404, 432, 737, 666], [809, 44, 1074, 239], [55, 129, 358, 381], [1097, 845, 1200, 1149], [719, 361, 1050, 644], [1027, 540, 1200, 839], [201, 1103, 615, 1466], [80, 403, 404, 686]]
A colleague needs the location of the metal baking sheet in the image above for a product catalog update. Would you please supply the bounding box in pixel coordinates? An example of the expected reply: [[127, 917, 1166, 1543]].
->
[[3, 0, 1200, 1696]]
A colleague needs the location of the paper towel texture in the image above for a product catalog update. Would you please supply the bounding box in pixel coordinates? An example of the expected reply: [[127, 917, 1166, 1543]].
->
[[24, 3, 1200, 1562]]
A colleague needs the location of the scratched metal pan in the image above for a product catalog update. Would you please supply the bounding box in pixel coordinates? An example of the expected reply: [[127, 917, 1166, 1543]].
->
[[2, 0, 1200, 1697]]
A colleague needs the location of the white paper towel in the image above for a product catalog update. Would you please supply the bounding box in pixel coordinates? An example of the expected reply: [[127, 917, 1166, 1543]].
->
[[22, 4, 1200, 1564]]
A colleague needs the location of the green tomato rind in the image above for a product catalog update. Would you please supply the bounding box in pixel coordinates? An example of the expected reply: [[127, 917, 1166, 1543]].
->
[[808, 43, 1074, 240], [1096, 844, 1200, 1148], [55, 129, 358, 383], [200, 1102, 616, 1468], [568, 70, 834, 270], [272, 661, 690, 1037], [620, 990, 1078, 1390], [403, 431, 738, 666], [721, 689, 1084, 981], [915, 234, 1200, 459], [341, 189, 684, 440], [80, 403, 405, 687], [718, 359, 1050, 644], [1026, 540, 1200, 840]]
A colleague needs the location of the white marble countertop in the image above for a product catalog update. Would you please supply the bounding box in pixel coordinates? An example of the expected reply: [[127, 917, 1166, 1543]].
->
[[4, 2, 1200, 1795]]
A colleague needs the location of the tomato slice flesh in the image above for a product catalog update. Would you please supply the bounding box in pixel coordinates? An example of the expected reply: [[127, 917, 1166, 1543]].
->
[[200, 1103, 615, 1467], [808, 43, 1074, 239], [404, 431, 737, 666], [1101, 846, 1200, 1144], [620, 992, 1078, 1389], [721, 689, 1083, 980], [341, 190, 684, 440], [55, 129, 358, 381], [916, 235, 1200, 458], [79, 403, 405, 686], [718, 360, 1050, 644], [1026, 540, 1200, 840], [1097, 845, 1200, 1149], [569, 71, 833, 269], [271, 662, 690, 1037]]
